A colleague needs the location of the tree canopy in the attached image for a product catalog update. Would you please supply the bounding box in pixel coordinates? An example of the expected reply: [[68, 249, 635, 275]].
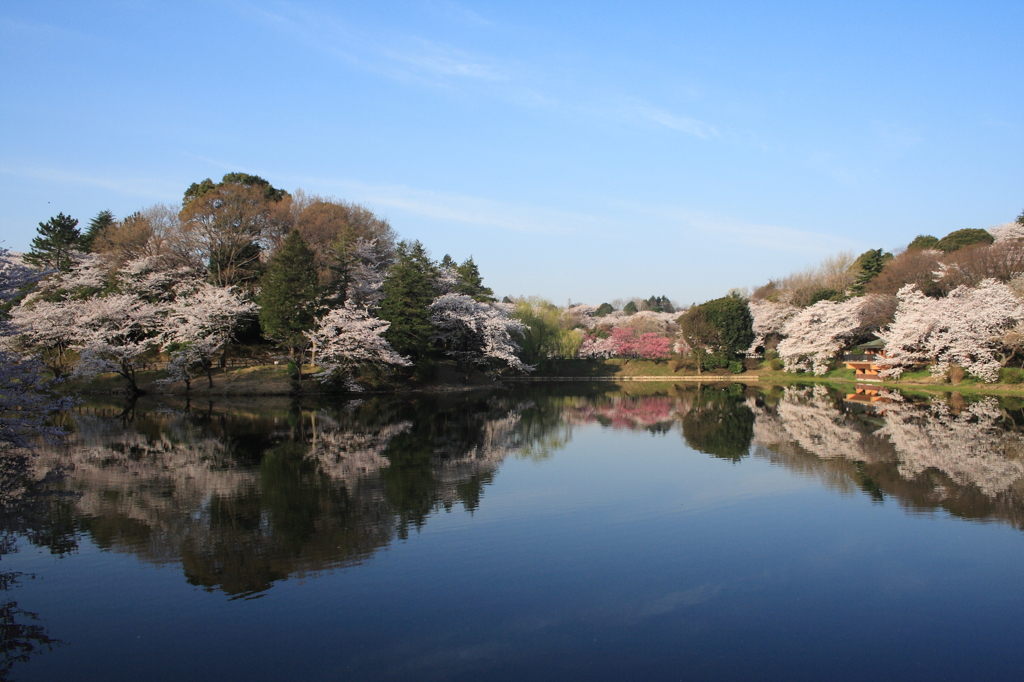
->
[[80, 210, 114, 252], [935, 228, 995, 253], [258, 231, 320, 353], [23, 213, 81, 272], [379, 241, 438, 362]]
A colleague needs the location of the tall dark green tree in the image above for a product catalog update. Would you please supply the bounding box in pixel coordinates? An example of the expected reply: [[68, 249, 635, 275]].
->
[[850, 248, 890, 295], [379, 241, 438, 362], [454, 257, 495, 302], [79, 210, 115, 252], [258, 231, 320, 357], [23, 213, 81, 271]]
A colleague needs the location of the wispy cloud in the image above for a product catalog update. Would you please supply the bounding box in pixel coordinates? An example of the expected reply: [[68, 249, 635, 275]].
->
[[636, 105, 718, 139], [292, 177, 611, 236], [380, 39, 506, 81], [630, 203, 865, 256], [230, 1, 721, 139], [291, 175, 857, 258]]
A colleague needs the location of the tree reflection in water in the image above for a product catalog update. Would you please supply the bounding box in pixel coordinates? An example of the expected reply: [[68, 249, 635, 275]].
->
[[10, 384, 1024, 606], [0, 448, 73, 678]]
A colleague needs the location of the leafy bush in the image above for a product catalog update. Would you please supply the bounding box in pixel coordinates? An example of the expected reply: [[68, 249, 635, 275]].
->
[[935, 228, 994, 253], [728, 361, 744, 374], [769, 358, 784, 371], [808, 288, 845, 305], [1000, 367, 1024, 384], [907, 234, 939, 251]]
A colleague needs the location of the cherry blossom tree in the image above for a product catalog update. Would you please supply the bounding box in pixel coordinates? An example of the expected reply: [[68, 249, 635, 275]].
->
[[1, 248, 74, 450], [160, 281, 257, 388], [307, 302, 411, 389], [428, 293, 532, 374], [8, 298, 86, 378], [343, 238, 393, 310], [578, 333, 617, 359], [989, 222, 1024, 242], [878, 279, 1024, 382], [116, 255, 195, 302], [776, 296, 875, 374], [26, 251, 110, 300], [746, 299, 799, 356], [73, 293, 165, 395]]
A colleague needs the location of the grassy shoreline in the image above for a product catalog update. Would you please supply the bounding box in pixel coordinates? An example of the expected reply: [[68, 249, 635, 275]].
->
[[57, 358, 1024, 398]]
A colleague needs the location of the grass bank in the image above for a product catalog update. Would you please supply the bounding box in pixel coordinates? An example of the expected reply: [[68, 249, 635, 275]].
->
[[57, 358, 1024, 398]]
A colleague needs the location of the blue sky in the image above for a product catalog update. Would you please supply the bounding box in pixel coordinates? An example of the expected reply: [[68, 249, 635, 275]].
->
[[2, 1, 1022, 305]]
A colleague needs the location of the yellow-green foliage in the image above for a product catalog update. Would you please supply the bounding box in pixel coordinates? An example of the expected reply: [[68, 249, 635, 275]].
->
[[512, 297, 566, 362]]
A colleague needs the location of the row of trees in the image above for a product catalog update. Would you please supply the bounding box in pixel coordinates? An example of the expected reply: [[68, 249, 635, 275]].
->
[[3, 174, 530, 395], [8, 174, 1023, 398], [740, 214, 1024, 381]]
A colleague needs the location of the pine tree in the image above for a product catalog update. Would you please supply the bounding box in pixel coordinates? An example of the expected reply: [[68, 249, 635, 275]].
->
[[379, 240, 438, 361], [80, 210, 115, 252], [850, 248, 889, 295], [455, 257, 495, 302], [23, 213, 81, 271], [258, 231, 320, 356]]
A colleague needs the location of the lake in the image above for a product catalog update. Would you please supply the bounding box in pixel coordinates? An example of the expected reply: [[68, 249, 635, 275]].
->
[[3, 383, 1024, 681]]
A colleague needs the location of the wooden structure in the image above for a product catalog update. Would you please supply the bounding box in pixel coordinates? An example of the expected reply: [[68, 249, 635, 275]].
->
[[842, 339, 887, 382]]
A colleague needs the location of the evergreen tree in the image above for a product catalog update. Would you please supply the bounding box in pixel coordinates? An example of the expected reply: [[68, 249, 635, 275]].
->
[[645, 295, 675, 313], [623, 301, 638, 315], [907, 234, 939, 251], [79, 210, 115, 252], [455, 257, 495, 302], [595, 302, 614, 316], [379, 240, 438, 361], [934, 228, 994, 253], [850, 248, 889, 295], [258, 231, 319, 356], [23, 213, 81, 272], [679, 293, 753, 369], [701, 293, 754, 356]]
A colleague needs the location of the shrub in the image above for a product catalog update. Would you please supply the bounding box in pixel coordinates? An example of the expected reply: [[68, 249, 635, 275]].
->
[[907, 234, 939, 251], [728, 361, 744, 374], [769, 358, 784, 371], [808, 288, 844, 305], [947, 364, 967, 384], [1000, 367, 1024, 384], [935, 228, 994, 253]]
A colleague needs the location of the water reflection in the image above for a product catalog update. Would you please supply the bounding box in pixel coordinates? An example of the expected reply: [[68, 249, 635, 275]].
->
[[0, 449, 72, 677], [7, 384, 1024, 602], [21, 394, 549, 598]]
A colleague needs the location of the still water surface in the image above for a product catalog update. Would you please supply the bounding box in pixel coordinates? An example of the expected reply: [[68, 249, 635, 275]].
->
[[4, 384, 1024, 681]]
